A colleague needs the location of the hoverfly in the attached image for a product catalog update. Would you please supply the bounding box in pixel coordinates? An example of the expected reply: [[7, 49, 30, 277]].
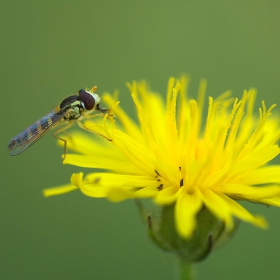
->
[[8, 85, 110, 160]]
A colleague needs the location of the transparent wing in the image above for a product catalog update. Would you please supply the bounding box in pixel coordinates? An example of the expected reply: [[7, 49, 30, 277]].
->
[[8, 110, 66, 156]]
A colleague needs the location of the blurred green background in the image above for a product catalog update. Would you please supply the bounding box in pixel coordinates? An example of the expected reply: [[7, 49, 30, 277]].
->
[[1, 1, 280, 279]]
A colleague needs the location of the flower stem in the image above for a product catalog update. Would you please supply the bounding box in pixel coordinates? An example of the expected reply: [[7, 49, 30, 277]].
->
[[176, 258, 195, 280]]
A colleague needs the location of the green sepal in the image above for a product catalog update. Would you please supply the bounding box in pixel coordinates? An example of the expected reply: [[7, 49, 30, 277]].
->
[[136, 200, 239, 263]]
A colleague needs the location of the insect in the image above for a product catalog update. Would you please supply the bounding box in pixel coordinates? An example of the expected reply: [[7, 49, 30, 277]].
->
[[8, 85, 110, 160]]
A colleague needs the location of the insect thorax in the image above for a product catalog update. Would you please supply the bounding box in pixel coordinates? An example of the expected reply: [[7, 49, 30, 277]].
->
[[64, 104, 82, 120]]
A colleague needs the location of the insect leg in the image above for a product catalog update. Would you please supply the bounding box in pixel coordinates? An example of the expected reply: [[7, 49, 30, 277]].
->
[[82, 106, 114, 119], [76, 120, 112, 142], [52, 121, 74, 161], [82, 112, 103, 119]]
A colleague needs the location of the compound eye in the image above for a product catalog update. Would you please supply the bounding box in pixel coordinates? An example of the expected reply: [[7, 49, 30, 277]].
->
[[79, 89, 95, 110]]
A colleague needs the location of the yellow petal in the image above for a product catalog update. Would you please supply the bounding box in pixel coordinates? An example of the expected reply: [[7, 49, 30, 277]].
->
[[80, 173, 159, 200], [175, 189, 202, 238], [257, 197, 280, 207], [154, 185, 179, 205], [106, 187, 136, 202], [64, 154, 142, 174], [102, 93, 144, 140], [43, 184, 78, 197], [200, 189, 233, 229], [134, 185, 161, 198], [57, 132, 111, 155], [80, 183, 108, 198], [238, 166, 280, 184], [219, 193, 268, 228], [85, 173, 156, 188], [112, 129, 155, 176], [234, 145, 280, 174], [219, 184, 280, 200]]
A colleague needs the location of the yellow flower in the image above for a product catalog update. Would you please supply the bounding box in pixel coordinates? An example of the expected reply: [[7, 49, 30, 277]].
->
[[44, 76, 280, 239]]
